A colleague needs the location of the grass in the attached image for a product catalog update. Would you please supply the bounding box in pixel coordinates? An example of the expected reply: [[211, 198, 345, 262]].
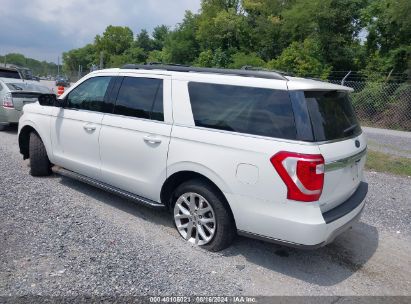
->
[[366, 150, 411, 177]]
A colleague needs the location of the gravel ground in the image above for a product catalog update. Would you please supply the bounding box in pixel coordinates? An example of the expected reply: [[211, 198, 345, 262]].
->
[[363, 127, 411, 159], [0, 128, 410, 297]]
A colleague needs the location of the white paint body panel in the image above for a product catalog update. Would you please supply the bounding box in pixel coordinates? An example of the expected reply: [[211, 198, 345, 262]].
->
[[50, 108, 103, 180], [18, 68, 367, 247]]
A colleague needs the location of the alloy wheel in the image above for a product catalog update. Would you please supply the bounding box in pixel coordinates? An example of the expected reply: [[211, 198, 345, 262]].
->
[[174, 192, 216, 245]]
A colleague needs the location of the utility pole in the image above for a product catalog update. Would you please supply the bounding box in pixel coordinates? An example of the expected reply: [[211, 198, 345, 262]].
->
[[57, 56, 60, 76], [3, 54, 6, 67]]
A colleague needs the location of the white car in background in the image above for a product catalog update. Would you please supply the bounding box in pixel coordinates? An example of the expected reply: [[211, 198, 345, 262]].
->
[[17, 64, 368, 251]]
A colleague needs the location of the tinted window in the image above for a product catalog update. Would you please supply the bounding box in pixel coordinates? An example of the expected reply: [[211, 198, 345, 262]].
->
[[0, 69, 20, 79], [67, 76, 112, 112], [114, 77, 163, 121], [6, 83, 50, 93], [305, 91, 361, 141], [188, 82, 297, 140]]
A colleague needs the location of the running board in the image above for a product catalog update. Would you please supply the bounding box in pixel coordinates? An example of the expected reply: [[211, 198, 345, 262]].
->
[[52, 166, 165, 209]]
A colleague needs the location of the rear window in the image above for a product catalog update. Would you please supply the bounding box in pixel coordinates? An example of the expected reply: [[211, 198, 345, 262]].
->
[[6, 83, 50, 93], [188, 82, 297, 140], [0, 69, 20, 79], [305, 91, 361, 141]]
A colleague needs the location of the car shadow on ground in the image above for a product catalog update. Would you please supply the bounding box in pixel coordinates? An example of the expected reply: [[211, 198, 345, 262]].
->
[[2, 124, 18, 134], [223, 221, 378, 286], [58, 175, 378, 287], [59, 176, 175, 229]]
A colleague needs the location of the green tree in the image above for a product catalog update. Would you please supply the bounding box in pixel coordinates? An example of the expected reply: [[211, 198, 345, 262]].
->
[[163, 11, 200, 64], [362, 0, 411, 78], [63, 44, 97, 73], [267, 38, 331, 78], [152, 25, 170, 50], [197, 8, 249, 52], [196, 0, 249, 53], [242, 0, 292, 60], [1, 53, 57, 76], [94, 26, 134, 66], [281, 0, 368, 71], [147, 50, 167, 63], [195, 50, 214, 67], [228, 52, 266, 68], [135, 29, 154, 52]]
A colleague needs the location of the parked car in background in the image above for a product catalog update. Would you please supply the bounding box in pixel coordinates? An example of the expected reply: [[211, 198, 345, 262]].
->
[[0, 78, 51, 130], [18, 65, 368, 251], [55, 76, 70, 87], [17, 67, 36, 81], [0, 67, 22, 80]]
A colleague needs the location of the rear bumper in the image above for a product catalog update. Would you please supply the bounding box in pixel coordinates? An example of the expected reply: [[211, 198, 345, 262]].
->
[[232, 182, 368, 249], [322, 182, 368, 224], [0, 107, 22, 124]]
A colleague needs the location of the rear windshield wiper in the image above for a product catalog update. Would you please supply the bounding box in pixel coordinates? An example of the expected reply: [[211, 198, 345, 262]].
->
[[343, 123, 358, 134]]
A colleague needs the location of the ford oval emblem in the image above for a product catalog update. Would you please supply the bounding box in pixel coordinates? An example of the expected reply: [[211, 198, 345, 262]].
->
[[355, 140, 360, 148]]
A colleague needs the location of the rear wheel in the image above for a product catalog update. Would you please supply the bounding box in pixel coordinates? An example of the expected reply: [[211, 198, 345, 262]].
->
[[29, 132, 51, 176], [0, 124, 7, 131], [173, 180, 235, 251]]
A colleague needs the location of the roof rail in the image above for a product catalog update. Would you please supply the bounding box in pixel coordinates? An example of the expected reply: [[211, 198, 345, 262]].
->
[[121, 64, 288, 81]]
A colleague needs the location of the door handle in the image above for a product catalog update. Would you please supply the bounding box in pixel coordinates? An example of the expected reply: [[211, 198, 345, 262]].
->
[[83, 124, 96, 131], [143, 135, 162, 144]]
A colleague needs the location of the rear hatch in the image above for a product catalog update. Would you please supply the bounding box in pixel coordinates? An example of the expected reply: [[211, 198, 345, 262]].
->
[[10, 92, 43, 111], [6, 82, 50, 111], [302, 90, 366, 212]]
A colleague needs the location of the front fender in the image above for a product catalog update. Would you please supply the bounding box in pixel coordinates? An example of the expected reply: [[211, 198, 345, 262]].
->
[[19, 118, 54, 163]]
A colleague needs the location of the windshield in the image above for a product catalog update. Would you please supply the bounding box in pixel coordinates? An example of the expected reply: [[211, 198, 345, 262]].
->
[[6, 82, 51, 93], [305, 91, 361, 141], [18, 69, 34, 80]]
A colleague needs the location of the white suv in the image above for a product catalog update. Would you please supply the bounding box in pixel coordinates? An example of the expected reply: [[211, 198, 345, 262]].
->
[[18, 65, 367, 251]]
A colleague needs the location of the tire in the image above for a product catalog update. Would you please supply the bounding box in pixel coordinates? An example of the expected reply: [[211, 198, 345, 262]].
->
[[172, 179, 236, 251], [0, 125, 7, 131], [29, 132, 51, 176]]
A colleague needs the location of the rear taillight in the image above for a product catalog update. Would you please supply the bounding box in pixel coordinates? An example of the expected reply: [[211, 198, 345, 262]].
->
[[2, 93, 14, 108], [270, 151, 324, 202]]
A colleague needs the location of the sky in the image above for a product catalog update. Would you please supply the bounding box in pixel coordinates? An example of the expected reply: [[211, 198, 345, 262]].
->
[[0, 0, 202, 63]]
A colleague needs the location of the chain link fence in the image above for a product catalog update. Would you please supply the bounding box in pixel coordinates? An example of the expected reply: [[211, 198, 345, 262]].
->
[[329, 80, 411, 131]]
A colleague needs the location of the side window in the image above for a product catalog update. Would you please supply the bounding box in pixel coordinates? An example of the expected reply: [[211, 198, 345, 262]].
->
[[114, 77, 163, 121], [66, 76, 112, 112], [188, 82, 297, 140]]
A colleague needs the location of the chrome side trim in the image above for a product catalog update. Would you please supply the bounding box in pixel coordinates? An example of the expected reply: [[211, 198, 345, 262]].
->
[[172, 123, 363, 146], [52, 166, 165, 209], [325, 148, 367, 172]]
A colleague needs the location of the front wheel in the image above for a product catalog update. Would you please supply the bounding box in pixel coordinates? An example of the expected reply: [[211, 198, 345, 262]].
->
[[29, 132, 52, 176], [173, 180, 236, 251]]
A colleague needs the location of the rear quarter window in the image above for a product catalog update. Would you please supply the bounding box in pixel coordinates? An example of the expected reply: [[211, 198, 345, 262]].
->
[[188, 82, 297, 140]]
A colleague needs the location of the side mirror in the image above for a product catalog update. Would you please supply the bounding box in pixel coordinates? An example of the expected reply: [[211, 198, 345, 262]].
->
[[38, 94, 65, 107]]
